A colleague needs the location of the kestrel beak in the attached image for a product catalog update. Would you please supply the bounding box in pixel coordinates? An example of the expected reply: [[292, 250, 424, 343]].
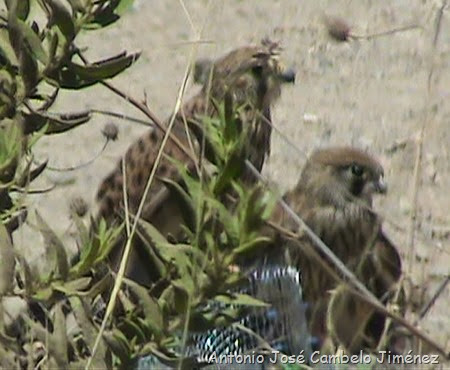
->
[[375, 175, 388, 194], [280, 67, 296, 83]]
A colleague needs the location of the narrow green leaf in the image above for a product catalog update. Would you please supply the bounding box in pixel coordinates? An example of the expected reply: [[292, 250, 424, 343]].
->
[[134, 217, 168, 247], [165, 156, 205, 208], [215, 293, 269, 307], [222, 92, 241, 143], [69, 296, 109, 369], [213, 147, 245, 195], [20, 49, 39, 94], [32, 285, 54, 301], [259, 191, 277, 221], [187, 116, 222, 165], [206, 197, 240, 246], [51, 303, 69, 368], [12, 20, 48, 65], [0, 224, 15, 294], [73, 51, 140, 79], [0, 155, 18, 184], [0, 118, 22, 183], [231, 236, 272, 257], [0, 155, 18, 183], [22, 110, 91, 135], [16, 254, 34, 294], [115, 0, 136, 15], [70, 240, 98, 277], [82, 274, 111, 298], [94, 219, 123, 263], [46, 0, 76, 41], [125, 279, 164, 337], [4, 207, 27, 234], [70, 218, 122, 277], [122, 317, 147, 343], [157, 242, 207, 270], [241, 186, 272, 234], [103, 330, 131, 364], [0, 29, 17, 66], [29, 159, 48, 181], [52, 277, 91, 295], [46, 51, 140, 89], [7, 9, 41, 93], [47, 30, 59, 65], [16, 159, 48, 187], [82, 0, 135, 30], [5, 0, 30, 21], [160, 177, 196, 232], [171, 280, 190, 314], [35, 211, 69, 280], [139, 342, 195, 369]]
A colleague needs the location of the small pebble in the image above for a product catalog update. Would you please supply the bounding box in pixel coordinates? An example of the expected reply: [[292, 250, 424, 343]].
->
[[303, 113, 319, 124]]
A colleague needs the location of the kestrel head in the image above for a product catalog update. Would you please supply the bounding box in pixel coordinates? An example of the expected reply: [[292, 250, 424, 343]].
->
[[194, 39, 295, 110], [300, 146, 387, 208]]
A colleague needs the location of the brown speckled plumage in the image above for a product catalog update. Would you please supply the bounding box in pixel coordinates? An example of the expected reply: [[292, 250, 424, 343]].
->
[[97, 39, 294, 226], [95, 40, 295, 284], [268, 146, 401, 352]]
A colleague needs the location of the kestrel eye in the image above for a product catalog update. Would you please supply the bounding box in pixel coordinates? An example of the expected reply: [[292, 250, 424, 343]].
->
[[251, 65, 263, 76], [350, 164, 364, 177]]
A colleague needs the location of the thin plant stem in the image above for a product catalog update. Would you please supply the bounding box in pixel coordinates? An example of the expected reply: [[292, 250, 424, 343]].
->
[[85, 49, 197, 370]]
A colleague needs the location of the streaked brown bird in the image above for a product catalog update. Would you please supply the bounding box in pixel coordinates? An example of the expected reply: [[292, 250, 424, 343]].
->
[[95, 39, 295, 285], [326, 231, 402, 353], [268, 146, 401, 353]]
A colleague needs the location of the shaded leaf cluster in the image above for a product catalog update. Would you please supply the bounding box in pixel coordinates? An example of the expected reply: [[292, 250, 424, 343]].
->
[[0, 0, 139, 230], [0, 93, 278, 369], [103, 98, 277, 367]]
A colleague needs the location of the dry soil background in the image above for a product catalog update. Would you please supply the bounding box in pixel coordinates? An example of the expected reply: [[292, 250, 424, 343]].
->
[[14, 0, 449, 363]]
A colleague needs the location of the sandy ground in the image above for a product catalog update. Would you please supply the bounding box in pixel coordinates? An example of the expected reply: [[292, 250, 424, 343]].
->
[[13, 0, 449, 363]]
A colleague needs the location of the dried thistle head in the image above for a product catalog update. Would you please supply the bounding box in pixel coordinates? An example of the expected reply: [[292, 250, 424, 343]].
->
[[102, 122, 119, 141], [69, 196, 89, 218], [323, 15, 352, 42]]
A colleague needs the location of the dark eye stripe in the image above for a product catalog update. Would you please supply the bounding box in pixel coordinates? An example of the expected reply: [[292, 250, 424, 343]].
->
[[351, 164, 364, 176]]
